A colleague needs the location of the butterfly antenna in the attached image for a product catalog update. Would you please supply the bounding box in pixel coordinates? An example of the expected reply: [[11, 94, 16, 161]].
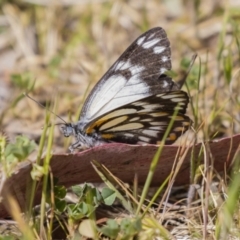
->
[[24, 92, 68, 124], [178, 53, 197, 89]]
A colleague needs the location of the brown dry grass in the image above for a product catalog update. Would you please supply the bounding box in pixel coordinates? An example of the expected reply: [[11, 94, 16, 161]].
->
[[0, 0, 240, 239]]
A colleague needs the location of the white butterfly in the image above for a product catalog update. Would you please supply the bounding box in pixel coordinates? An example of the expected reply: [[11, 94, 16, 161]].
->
[[61, 27, 192, 151]]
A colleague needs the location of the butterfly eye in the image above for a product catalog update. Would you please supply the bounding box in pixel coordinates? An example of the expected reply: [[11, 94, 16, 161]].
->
[[61, 124, 74, 138]]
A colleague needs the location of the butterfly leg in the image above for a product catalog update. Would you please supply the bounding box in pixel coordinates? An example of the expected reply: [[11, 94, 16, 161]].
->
[[69, 140, 82, 152]]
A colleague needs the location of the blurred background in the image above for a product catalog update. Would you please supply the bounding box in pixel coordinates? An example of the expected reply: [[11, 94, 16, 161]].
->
[[0, 0, 240, 153]]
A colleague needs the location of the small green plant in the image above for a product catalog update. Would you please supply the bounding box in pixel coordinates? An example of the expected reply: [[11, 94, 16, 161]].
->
[[0, 135, 37, 176], [99, 218, 142, 239], [10, 73, 35, 108]]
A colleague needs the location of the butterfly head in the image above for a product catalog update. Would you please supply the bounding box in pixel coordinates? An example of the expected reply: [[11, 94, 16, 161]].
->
[[60, 123, 85, 152], [60, 123, 76, 138]]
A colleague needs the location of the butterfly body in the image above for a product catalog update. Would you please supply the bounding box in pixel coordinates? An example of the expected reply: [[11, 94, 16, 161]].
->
[[61, 123, 105, 151], [61, 27, 192, 152]]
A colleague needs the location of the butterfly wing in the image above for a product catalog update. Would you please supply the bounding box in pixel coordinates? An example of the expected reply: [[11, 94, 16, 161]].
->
[[80, 27, 179, 123], [84, 91, 191, 145]]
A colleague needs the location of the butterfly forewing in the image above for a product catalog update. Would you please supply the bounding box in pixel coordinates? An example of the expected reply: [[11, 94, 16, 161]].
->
[[80, 27, 179, 123], [85, 91, 191, 145]]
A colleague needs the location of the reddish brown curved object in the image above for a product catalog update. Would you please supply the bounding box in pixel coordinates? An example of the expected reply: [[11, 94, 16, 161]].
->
[[0, 134, 239, 218]]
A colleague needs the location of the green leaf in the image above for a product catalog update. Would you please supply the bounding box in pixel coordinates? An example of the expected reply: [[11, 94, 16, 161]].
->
[[82, 184, 102, 206], [101, 188, 116, 206], [10, 73, 35, 107], [120, 218, 141, 236], [67, 202, 94, 220], [67, 204, 85, 220], [54, 185, 67, 199], [72, 185, 83, 198], [78, 219, 96, 238], [94, 187, 103, 203], [223, 48, 232, 84], [0, 236, 16, 240], [100, 219, 119, 238], [79, 202, 89, 215], [48, 54, 62, 78], [5, 135, 37, 162], [11, 73, 35, 90], [55, 198, 66, 212], [180, 56, 199, 89], [30, 163, 45, 181], [164, 69, 177, 78]]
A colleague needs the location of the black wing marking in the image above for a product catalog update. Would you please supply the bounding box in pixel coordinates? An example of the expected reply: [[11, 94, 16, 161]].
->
[[80, 27, 180, 122]]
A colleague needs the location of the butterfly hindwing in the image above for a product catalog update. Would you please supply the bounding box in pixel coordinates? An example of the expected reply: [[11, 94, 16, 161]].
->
[[85, 91, 191, 145]]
